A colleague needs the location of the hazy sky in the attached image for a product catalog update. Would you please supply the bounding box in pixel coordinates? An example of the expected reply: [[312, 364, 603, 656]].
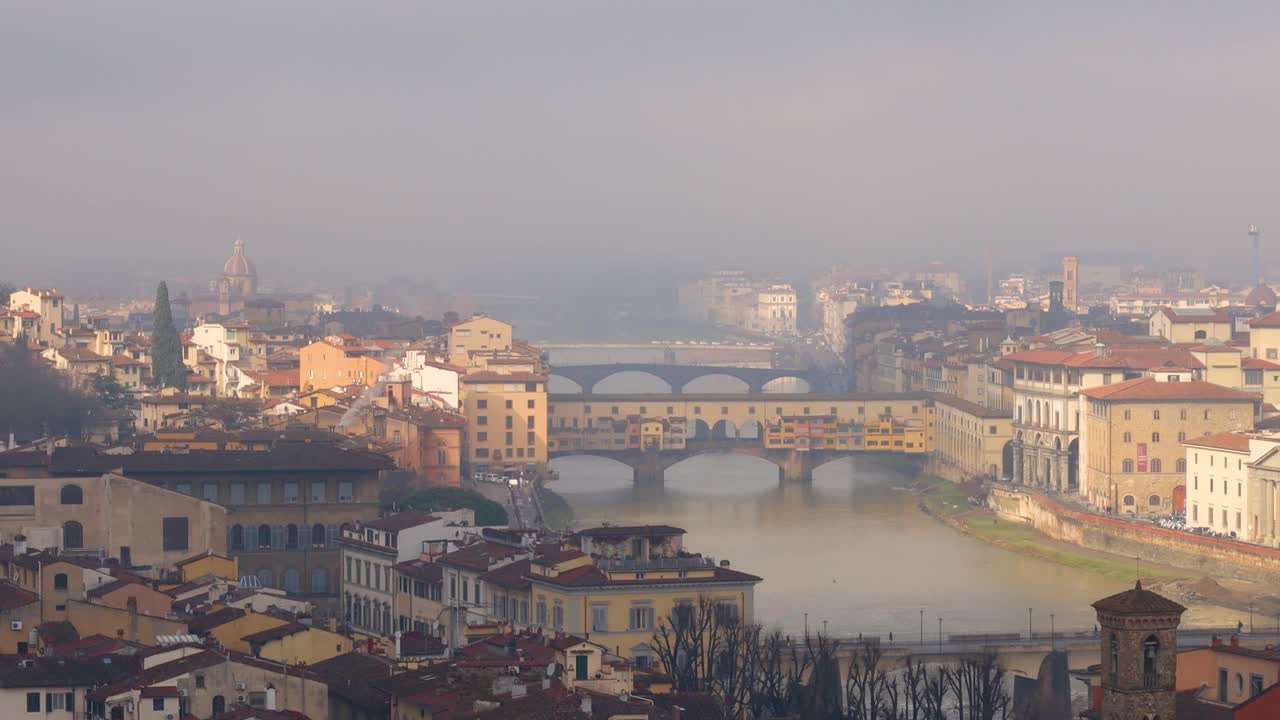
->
[[4, 2, 1279, 289]]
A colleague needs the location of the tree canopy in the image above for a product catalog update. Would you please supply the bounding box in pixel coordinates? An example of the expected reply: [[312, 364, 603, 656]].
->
[[398, 486, 508, 526], [150, 281, 186, 390], [0, 343, 103, 440]]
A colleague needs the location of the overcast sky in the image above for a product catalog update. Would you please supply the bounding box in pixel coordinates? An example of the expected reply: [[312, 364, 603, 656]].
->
[[4, 2, 1279, 290]]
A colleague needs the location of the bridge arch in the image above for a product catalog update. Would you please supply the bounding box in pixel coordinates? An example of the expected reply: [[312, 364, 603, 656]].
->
[[547, 375, 585, 394], [761, 376, 812, 394], [688, 418, 712, 440], [739, 419, 762, 440], [711, 419, 738, 440], [681, 374, 750, 394], [592, 370, 673, 394]]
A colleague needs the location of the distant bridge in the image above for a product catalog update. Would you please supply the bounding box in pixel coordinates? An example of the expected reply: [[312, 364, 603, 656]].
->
[[548, 363, 822, 394], [547, 392, 933, 484]]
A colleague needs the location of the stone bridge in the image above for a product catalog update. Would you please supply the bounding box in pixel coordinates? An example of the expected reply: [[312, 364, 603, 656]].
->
[[548, 363, 821, 394], [549, 440, 925, 485]]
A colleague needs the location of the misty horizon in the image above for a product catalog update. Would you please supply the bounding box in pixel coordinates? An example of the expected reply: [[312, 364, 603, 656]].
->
[[5, 3, 1279, 291]]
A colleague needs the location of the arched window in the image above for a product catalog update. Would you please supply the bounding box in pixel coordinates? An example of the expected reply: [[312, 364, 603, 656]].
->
[[1122, 459, 1135, 473], [63, 521, 83, 549], [1194, 329, 1207, 340], [311, 567, 329, 594], [286, 524, 299, 549], [1176, 458, 1186, 473], [282, 567, 301, 594], [230, 524, 244, 550], [1152, 432, 1161, 443], [1149, 495, 1161, 506], [60, 484, 83, 505], [1123, 495, 1135, 506], [211, 696, 226, 716], [1123, 432, 1132, 443], [53, 573, 68, 591], [312, 523, 326, 547], [1143, 636, 1159, 686], [257, 524, 271, 548], [255, 568, 273, 587], [1150, 458, 1163, 473]]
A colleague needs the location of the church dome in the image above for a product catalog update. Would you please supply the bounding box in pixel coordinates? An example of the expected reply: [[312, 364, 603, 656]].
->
[[1246, 284, 1277, 308], [222, 239, 257, 278]]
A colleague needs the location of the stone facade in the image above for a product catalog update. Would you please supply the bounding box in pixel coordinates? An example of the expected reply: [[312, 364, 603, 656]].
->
[[1093, 581, 1185, 720]]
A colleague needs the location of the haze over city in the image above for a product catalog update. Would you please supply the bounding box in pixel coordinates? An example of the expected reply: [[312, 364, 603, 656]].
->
[[5, 4, 1280, 719], [6, 2, 1280, 292]]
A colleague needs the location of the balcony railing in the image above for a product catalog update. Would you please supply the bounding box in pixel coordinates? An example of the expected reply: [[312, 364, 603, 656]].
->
[[599, 556, 716, 571], [1143, 672, 1159, 689]]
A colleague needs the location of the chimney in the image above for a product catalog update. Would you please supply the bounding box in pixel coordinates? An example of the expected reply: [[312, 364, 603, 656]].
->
[[672, 705, 683, 720], [1212, 635, 1222, 647], [1231, 635, 1240, 648], [1094, 342, 1106, 358], [265, 684, 277, 710], [13, 535, 26, 556]]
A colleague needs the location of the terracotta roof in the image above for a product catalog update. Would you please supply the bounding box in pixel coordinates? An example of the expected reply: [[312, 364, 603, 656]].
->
[[531, 563, 762, 589], [365, 511, 440, 532], [1182, 432, 1255, 452], [478, 559, 532, 590], [1002, 349, 1079, 365], [0, 581, 39, 610], [395, 559, 442, 583], [1250, 311, 1280, 328], [1187, 343, 1242, 353], [174, 551, 234, 568], [438, 541, 528, 573], [575, 525, 685, 538], [242, 622, 310, 644], [1064, 347, 1205, 371], [1157, 307, 1232, 323], [931, 393, 1011, 419], [1092, 581, 1186, 615], [1079, 377, 1259, 402], [1244, 357, 1280, 370]]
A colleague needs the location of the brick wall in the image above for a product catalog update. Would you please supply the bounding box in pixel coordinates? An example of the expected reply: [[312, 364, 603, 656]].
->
[[990, 486, 1280, 583]]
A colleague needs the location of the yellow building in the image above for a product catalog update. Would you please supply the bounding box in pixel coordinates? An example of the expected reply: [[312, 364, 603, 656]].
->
[[932, 393, 1014, 481], [1249, 311, 1280, 361], [242, 621, 354, 664], [1081, 377, 1259, 514], [527, 547, 760, 668], [207, 609, 292, 654], [176, 551, 240, 583], [460, 372, 548, 473], [0, 582, 39, 653], [8, 288, 65, 346], [1149, 307, 1233, 343], [548, 394, 934, 454], [448, 315, 514, 365], [298, 335, 389, 392]]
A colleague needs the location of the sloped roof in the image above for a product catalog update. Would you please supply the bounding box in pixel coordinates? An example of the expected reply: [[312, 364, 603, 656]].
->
[[1182, 432, 1254, 452], [1080, 377, 1259, 402], [1092, 581, 1186, 615]]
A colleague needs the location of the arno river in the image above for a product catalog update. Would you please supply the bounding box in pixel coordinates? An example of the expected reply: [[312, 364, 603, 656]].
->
[[547, 454, 1126, 639]]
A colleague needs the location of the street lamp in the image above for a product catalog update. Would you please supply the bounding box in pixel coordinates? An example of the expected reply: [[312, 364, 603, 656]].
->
[[822, 619, 829, 636], [920, 609, 924, 647], [804, 612, 809, 638], [938, 617, 943, 654], [1028, 608, 1033, 640], [1249, 603, 1254, 634], [1050, 613, 1055, 648]]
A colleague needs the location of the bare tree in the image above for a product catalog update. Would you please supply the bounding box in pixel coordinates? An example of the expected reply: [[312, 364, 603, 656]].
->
[[844, 641, 889, 720], [947, 650, 1010, 720]]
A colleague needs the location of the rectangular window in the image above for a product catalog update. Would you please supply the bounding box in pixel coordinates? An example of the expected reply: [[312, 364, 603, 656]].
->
[[505, 400, 514, 409], [528, 400, 536, 409], [552, 603, 564, 629], [338, 481, 354, 502], [176, 482, 192, 496], [26, 692, 39, 712], [310, 481, 326, 502], [477, 399, 487, 409], [527, 415, 535, 429], [284, 482, 299, 504], [527, 431, 536, 445], [257, 482, 272, 504], [229, 482, 246, 505], [477, 415, 487, 425], [202, 482, 219, 502], [158, 516, 189, 551], [153, 698, 165, 711], [505, 432, 513, 445], [630, 605, 654, 630], [536, 598, 547, 625], [505, 416, 514, 429]]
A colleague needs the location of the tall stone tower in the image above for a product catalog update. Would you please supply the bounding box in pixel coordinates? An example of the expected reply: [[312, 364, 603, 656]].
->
[[1063, 256, 1079, 314], [1092, 580, 1185, 720]]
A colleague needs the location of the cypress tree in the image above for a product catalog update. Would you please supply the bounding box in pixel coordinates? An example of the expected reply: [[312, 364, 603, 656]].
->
[[151, 282, 186, 390]]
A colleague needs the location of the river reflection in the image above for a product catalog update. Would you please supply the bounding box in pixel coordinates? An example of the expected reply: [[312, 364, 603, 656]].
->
[[547, 453, 1128, 638]]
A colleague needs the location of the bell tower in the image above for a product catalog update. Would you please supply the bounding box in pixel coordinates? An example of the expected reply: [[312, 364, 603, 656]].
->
[[1092, 580, 1185, 720]]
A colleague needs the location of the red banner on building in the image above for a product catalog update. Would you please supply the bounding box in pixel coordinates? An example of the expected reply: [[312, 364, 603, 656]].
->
[[1136, 442, 1148, 473]]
